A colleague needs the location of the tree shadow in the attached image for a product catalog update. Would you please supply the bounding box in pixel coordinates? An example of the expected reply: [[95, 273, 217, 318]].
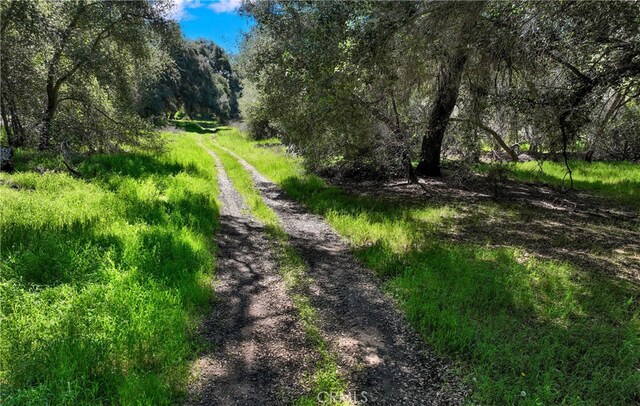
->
[[80, 152, 204, 180], [171, 120, 217, 134], [188, 216, 313, 405], [333, 173, 640, 283], [277, 175, 640, 404], [507, 161, 640, 207]]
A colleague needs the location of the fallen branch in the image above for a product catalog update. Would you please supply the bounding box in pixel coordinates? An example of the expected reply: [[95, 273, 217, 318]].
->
[[60, 141, 82, 178], [62, 158, 82, 178]]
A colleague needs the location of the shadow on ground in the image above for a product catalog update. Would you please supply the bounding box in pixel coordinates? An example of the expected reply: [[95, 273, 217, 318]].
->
[[189, 216, 315, 405], [275, 174, 640, 404]]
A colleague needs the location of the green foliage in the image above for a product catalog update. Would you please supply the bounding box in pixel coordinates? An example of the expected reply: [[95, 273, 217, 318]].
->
[[0, 0, 176, 151], [215, 128, 640, 405], [141, 39, 241, 123], [595, 103, 640, 161], [239, 1, 640, 176], [0, 133, 219, 404], [238, 1, 400, 177]]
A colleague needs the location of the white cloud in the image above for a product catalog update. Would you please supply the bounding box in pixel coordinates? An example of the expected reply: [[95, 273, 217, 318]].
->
[[169, 0, 202, 21], [208, 0, 242, 13], [168, 0, 241, 20]]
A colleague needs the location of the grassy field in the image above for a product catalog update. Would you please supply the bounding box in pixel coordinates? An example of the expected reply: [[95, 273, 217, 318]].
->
[[214, 128, 640, 405], [0, 133, 219, 404], [480, 160, 640, 208]]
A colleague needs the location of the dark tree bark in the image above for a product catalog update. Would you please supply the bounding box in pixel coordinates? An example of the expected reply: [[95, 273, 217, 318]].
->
[[417, 136, 445, 177], [39, 94, 57, 150], [38, 89, 58, 151], [38, 41, 66, 151], [1, 85, 26, 147], [416, 47, 468, 177]]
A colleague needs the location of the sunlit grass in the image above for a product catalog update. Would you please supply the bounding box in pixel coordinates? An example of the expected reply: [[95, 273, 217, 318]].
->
[[480, 160, 640, 208], [215, 127, 640, 405], [0, 133, 219, 404]]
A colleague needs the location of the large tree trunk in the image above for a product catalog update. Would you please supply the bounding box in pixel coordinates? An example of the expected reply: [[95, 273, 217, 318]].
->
[[39, 81, 58, 150], [417, 137, 445, 176], [416, 47, 468, 176], [39, 109, 54, 150]]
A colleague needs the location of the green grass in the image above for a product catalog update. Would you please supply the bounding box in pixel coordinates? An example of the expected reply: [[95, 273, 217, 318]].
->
[[214, 127, 640, 405], [0, 132, 219, 405], [481, 160, 640, 208], [201, 139, 347, 405]]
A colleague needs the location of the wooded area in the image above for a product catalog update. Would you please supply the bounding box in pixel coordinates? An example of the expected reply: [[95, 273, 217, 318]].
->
[[0, 0, 240, 155], [240, 1, 640, 182], [2, 1, 639, 180], [1, 1, 638, 405]]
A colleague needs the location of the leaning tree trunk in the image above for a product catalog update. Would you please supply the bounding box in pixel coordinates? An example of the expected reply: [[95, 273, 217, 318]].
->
[[477, 122, 519, 162], [416, 47, 468, 177]]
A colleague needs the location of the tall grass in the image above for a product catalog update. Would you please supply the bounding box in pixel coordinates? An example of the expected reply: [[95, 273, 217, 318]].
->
[[214, 128, 640, 405], [0, 133, 219, 404]]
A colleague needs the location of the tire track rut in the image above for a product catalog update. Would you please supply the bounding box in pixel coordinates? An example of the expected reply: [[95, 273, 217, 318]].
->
[[187, 147, 317, 405]]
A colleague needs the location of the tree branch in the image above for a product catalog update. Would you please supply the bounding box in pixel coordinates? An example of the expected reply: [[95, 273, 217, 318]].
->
[[451, 118, 519, 162]]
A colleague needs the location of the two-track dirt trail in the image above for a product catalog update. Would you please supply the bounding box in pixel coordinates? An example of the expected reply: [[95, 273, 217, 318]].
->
[[214, 141, 466, 405], [187, 147, 317, 405], [188, 141, 465, 405]]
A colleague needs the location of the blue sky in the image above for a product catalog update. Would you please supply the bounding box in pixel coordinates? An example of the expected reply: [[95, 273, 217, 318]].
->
[[172, 0, 254, 54]]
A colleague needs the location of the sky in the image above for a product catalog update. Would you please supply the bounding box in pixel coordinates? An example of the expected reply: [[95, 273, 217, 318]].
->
[[171, 0, 254, 54]]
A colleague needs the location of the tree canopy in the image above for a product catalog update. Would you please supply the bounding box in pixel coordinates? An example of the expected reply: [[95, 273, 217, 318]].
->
[[239, 0, 640, 179], [0, 0, 241, 154], [140, 38, 241, 123]]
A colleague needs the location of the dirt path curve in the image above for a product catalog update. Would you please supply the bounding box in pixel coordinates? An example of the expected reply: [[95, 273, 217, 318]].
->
[[187, 147, 317, 405], [216, 142, 466, 405]]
